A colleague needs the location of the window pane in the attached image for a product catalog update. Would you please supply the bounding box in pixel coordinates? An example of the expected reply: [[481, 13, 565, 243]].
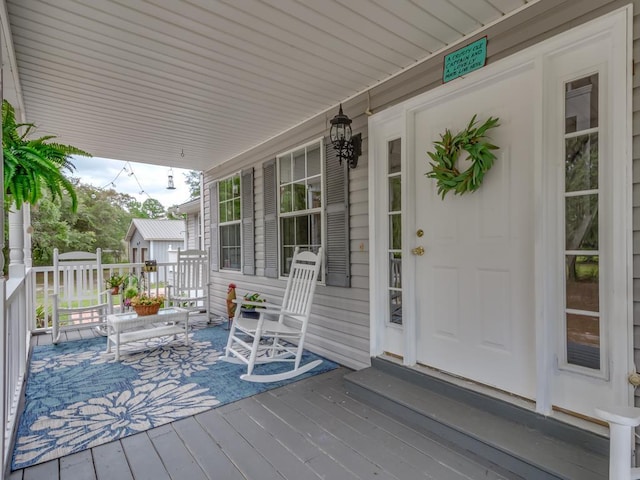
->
[[219, 203, 227, 223], [226, 202, 234, 222], [233, 198, 240, 220], [293, 183, 307, 211], [308, 176, 322, 208], [389, 177, 401, 212], [219, 180, 228, 202], [390, 214, 401, 250], [388, 138, 401, 174], [565, 194, 598, 250], [308, 144, 321, 176], [280, 185, 292, 213], [282, 246, 295, 275], [282, 217, 295, 246], [566, 133, 598, 192], [389, 253, 401, 289], [295, 215, 309, 244], [293, 149, 306, 180], [390, 290, 402, 325], [565, 74, 598, 134], [565, 255, 599, 312], [220, 224, 241, 271], [280, 155, 292, 184], [566, 312, 600, 369], [310, 213, 321, 247]]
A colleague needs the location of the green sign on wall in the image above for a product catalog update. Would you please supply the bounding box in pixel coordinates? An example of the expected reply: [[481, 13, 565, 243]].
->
[[443, 37, 487, 83]]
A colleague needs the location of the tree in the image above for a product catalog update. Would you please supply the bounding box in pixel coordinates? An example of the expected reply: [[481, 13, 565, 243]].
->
[[141, 198, 166, 218], [184, 170, 201, 199], [2, 100, 90, 211]]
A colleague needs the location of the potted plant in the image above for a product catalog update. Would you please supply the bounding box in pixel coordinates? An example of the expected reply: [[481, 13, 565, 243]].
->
[[130, 294, 165, 316], [241, 292, 267, 319], [105, 273, 125, 295]]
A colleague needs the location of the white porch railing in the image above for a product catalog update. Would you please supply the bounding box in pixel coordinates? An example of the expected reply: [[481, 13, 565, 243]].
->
[[29, 261, 177, 333], [0, 261, 179, 478], [2, 271, 29, 479]]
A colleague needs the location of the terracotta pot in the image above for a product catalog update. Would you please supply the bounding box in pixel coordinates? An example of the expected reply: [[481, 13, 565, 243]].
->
[[111, 286, 120, 295], [134, 304, 161, 316]]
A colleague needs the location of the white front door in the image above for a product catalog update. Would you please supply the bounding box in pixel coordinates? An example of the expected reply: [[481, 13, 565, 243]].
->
[[369, 7, 632, 420], [410, 63, 537, 399]]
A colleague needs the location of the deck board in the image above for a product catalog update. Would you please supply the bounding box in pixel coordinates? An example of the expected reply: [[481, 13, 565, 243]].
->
[[92, 441, 133, 480], [14, 328, 523, 480], [172, 416, 246, 480]]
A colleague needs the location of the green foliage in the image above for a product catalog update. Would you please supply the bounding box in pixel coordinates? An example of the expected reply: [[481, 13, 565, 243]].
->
[[184, 170, 201, 199], [2, 100, 91, 210], [105, 273, 125, 289], [30, 183, 148, 265], [425, 115, 500, 199]]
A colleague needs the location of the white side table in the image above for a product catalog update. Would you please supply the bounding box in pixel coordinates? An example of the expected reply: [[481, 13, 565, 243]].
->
[[106, 307, 189, 360]]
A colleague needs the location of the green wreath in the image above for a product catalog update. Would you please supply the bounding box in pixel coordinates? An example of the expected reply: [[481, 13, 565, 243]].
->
[[425, 115, 500, 199]]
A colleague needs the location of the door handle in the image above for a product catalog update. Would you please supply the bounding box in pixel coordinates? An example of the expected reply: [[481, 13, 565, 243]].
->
[[411, 246, 425, 256], [629, 372, 640, 387]]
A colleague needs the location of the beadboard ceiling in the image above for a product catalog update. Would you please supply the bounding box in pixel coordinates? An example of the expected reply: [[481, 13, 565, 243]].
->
[[3, 0, 532, 171]]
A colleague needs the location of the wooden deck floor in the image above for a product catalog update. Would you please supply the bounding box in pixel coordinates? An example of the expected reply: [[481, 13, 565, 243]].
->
[[11, 328, 518, 480]]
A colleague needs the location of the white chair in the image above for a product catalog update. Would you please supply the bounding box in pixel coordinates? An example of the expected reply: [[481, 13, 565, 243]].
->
[[51, 248, 113, 344], [166, 248, 210, 318], [222, 247, 323, 382]]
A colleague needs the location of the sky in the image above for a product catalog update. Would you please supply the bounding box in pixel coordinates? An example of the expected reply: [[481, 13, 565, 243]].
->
[[71, 156, 196, 208]]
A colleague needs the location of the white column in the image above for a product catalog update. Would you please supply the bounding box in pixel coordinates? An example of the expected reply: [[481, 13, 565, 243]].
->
[[8, 206, 25, 278], [23, 204, 32, 268], [595, 406, 640, 480]]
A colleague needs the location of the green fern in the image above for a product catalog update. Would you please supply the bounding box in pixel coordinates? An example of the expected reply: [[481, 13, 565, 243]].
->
[[2, 100, 91, 210]]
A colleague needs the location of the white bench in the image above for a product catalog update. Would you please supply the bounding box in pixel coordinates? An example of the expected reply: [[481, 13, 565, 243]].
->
[[106, 307, 189, 360]]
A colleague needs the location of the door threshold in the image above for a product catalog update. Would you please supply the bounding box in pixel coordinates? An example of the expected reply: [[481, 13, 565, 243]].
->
[[378, 354, 609, 437]]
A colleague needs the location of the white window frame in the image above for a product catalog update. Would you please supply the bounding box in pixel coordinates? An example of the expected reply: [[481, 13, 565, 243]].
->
[[276, 137, 326, 280], [218, 172, 242, 272]]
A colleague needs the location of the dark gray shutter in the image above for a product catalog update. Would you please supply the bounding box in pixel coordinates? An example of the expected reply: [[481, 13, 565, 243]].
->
[[209, 182, 219, 272], [241, 168, 255, 275], [263, 159, 278, 278], [325, 138, 351, 287]]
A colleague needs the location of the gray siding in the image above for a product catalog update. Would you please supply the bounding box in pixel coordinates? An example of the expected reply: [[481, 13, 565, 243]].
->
[[185, 213, 200, 250], [202, 0, 631, 372]]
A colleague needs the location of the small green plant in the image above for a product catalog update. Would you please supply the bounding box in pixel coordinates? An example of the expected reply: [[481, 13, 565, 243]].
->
[[105, 273, 125, 289], [241, 293, 267, 310]]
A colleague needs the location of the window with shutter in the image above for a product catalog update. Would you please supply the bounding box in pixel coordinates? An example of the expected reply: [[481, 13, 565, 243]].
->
[[261, 137, 351, 285]]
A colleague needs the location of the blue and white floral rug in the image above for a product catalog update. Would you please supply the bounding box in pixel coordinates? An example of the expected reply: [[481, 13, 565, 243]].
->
[[12, 323, 337, 470]]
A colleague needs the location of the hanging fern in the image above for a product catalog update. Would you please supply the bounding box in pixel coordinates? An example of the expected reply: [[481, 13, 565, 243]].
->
[[2, 100, 91, 210]]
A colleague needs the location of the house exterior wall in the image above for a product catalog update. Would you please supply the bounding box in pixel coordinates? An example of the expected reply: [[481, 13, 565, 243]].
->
[[203, 0, 632, 373], [185, 213, 200, 250], [128, 230, 148, 263]]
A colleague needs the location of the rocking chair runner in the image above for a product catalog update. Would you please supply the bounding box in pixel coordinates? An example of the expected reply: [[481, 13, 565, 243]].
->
[[166, 248, 210, 318], [222, 247, 323, 382], [51, 248, 113, 344]]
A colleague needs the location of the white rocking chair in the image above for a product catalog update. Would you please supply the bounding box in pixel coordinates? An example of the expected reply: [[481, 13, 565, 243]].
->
[[222, 247, 323, 382], [166, 248, 210, 318], [51, 248, 113, 344]]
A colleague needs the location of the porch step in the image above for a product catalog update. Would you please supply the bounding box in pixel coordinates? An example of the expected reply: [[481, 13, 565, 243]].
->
[[344, 358, 608, 480]]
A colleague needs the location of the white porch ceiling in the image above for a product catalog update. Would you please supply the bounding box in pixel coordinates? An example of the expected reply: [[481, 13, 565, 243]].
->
[[3, 0, 532, 172]]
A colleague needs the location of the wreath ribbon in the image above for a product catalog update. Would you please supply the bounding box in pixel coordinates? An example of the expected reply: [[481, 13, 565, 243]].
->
[[425, 115, 500, 199]]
